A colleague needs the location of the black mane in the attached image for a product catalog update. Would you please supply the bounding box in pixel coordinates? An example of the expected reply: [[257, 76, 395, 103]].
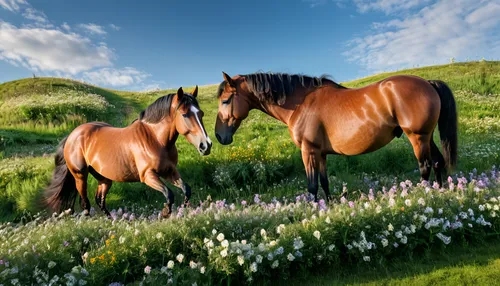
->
[[139, 93, 198, 123], [217, 72, 346, 105]]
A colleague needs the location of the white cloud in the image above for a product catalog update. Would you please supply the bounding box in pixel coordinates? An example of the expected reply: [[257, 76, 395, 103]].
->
[[353, 0, 430, 14], [0, 0, 26, 12], [344, 0, 500, 72], [83, 67, 150, 87], [0, 22, 114, 74], [22, 7, 47, 22], [109, 24, 120, 31], [303, 0, 327, 8], [61, 22, 70, 31], [79, 23, 107, 35]]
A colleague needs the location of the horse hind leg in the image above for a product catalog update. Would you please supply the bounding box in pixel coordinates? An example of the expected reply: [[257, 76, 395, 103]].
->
[[319, 154, 331, 202], [406, 132, 432, 182], [301, 142, 320, 202], [430, 139, 445, 187], [89, 167, 113, 216]]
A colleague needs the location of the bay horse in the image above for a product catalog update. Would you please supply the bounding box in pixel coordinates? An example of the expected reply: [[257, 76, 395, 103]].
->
[[45, 86, 212, 216], [215, 72, 457, 201]]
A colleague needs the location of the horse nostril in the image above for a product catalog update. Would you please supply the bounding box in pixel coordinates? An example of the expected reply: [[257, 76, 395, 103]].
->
[[199, 142, 206, 151]]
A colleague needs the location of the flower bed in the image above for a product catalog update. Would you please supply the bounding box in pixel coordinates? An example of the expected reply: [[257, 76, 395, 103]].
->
[[1, 167, 499, 285]]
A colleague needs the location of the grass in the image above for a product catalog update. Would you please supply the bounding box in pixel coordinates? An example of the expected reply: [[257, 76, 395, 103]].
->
[[289, 241, 500, 286]]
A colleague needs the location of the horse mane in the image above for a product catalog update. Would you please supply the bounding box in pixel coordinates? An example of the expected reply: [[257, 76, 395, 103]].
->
[[217, 72, 346, 105], [139, 93, 199, 124]]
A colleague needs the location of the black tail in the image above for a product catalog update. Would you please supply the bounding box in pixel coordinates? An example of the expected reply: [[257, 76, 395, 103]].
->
[[44, 137, 77, 213], [428, 80, 458, 170]]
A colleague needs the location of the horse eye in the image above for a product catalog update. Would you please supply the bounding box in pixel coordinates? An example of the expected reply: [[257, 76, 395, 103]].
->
[[182, 114, 189, 118], [222, 98, 231, 105]]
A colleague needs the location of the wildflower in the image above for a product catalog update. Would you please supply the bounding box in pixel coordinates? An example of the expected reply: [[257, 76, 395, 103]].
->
[[418, 198, 425, 206], [212, 229, 217, 235], [220, 249, 228, 257], [254, 194, 261, 204], [400, 236, 408, 244], [167, 260, 175, 269], [237, 255, 245, 265], [276, 224, 286, 234], [190, 261, 198, 269], [221, 240, 229, 248], [275, 247, 284, 255], [293, 237, 304, 249], [256, 255, 263, 263], [267, 253, 274, 261], [325, 216, 332, 224], [48, 261, 56, 269], [375, 205, 382, 214], [242, 240, 247, 245], [144, 266, 151, 274], [241, 200, 247, 206], [328, 244, 335, 251], [381, 238, 388, 247], [270, 240, 277, 247], [119, 236, 126, 244], [64, 241, 70, 247], [217, 233, 225, 242], [250, 262, 258, 272], [313, 230, 321, 240], [260, 229, 267, 238], [438, 208, 443, 215], [287, 253, 295, 261], [90, 258, 96, 264], [200, 266, 206, 274], [363, 256, 371, 262], [393, 242, 399, 248], [134, 229, 140, 236], [349, 201, 355, 208], [395, 231, 403, 238], [176, 254, 185, 263], [156, 232, 163, 239], [271, 260, 279, 269], [436, 233, 451, 245], [389, 198, 395, 207], [388, 224, 394, 231]]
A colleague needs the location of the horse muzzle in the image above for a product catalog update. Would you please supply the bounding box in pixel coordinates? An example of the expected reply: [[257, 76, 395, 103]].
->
[[198, 140, 212, 156]]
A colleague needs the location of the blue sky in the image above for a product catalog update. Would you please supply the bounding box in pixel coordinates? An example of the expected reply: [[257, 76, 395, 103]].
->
[[0, 0, 499, 90]]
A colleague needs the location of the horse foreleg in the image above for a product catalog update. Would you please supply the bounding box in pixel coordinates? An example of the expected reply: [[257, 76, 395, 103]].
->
[[301, 144, 320, 202], [430, 139, 445, 187], [407, 133, 432, 182], [97, 179, 112, 216], [170, 169, 191, 207], [319, 154, 331, 202], [144, 170, 175, 217]]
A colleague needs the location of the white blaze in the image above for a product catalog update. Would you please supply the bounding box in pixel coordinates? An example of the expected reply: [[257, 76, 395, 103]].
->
[[190, 106, 211, 143]]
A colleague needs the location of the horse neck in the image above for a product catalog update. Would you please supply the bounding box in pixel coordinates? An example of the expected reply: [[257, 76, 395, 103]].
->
[[145, 119, 179, 148], [250, 87, 312, 125]]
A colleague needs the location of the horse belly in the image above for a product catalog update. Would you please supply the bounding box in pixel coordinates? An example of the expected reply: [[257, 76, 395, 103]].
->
[[328, 124, 395, 155]]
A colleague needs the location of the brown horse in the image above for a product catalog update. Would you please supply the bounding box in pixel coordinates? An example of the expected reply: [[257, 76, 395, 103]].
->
[[45, 86, 212, 216], [215, 72, 457, 201]]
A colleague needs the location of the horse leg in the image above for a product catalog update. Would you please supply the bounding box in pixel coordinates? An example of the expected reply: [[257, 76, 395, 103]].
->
[[319, 154, 331, 202], [301, 143, 320, 202], [170, 169, 191, 207], [97, 179, 112, 216], [72, 170, 90, 215], [144, 170, 175, 217], [430, 139, 445, 187], [407, 133, 432, 182]]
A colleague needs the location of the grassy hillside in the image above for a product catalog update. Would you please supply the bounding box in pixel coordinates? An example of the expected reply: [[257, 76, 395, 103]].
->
[[0, 61, 499, 220]]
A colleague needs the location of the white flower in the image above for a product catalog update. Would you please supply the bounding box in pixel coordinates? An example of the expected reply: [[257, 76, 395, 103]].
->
[[242, 240, 247, 245], [479, 205, 485, 211], [328, 244, 335, 251], [260, 229, 267, 238], [237, 255, 245, 265], [395, 231, 403, 238], [388, 224, 394, 231], [221, 240, 229, 248], [287, 253, 295, 261], [48, 261, 56, 269], [438, 208, 443, 215], [156, 232, 163, 239], [212, 229, 217, 235], [405, 199, 412, 207], [410, 225, 416, 233], [389, 198, 396, 207], [375, 205, 382, 214], [271, 260, 279, 269], [325, 216, 331, 224], [176, 254, 185, 263], [363, 256, 371, 262], [220, 249, 228, 257], [270, 240, 277, 247], [250, 262, 258, 272], [418, 198, 425, 206], [400, 236, 408, 244], [276, 224, 286, 234], [119, 236, 126, 244], [313, 230, 321, 240], [381, 238, 388, 247], [134, 229, 140, 236], [200, 266, 206, 274], [217, 233, 225, 242], [256, 255, 263, 263], [436, 233, 451, 245], [190, 261, 198, 269], [167, 260, 175, 269]]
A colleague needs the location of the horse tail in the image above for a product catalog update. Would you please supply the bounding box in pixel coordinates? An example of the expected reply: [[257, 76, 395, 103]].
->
[[428, 80, 458, 171], [44, 136, 78, 213]]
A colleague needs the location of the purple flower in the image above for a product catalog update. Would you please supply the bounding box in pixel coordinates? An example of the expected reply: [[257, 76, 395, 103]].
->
[[348, 201, 355, 208], [368, 189, 374, 201], [0, 259, 4, 265], [144, 266, 151, 274], [241, 200, 247, 206], [254, 194, 261, 204], [340, 197, 347, 204], [63, 241, 69, 247], [318, 199, 327, 211]]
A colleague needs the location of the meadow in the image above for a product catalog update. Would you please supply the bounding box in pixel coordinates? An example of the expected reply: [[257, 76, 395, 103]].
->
[[0, 61, 499, 285]]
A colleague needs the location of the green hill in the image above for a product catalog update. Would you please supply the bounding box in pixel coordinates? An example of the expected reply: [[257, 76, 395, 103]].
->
[[0, 61, 499, 220]]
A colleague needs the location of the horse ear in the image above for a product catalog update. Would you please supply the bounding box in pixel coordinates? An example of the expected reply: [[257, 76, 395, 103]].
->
[[222, 72, 235, 87], [177, 87, 184, 100], [192, 85, 198, 98]]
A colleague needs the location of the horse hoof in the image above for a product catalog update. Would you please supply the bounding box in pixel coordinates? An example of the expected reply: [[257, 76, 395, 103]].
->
[[161, 207, 171, 218]]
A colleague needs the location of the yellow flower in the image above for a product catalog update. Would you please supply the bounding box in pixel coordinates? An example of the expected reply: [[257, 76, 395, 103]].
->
[[106, 240, 110, 246], [99, 255, 105, 261], [111, 235, 116, 240], [107, 251, 112, 255], [400, 207, 405, 212], [90, 258, 96, 264]]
